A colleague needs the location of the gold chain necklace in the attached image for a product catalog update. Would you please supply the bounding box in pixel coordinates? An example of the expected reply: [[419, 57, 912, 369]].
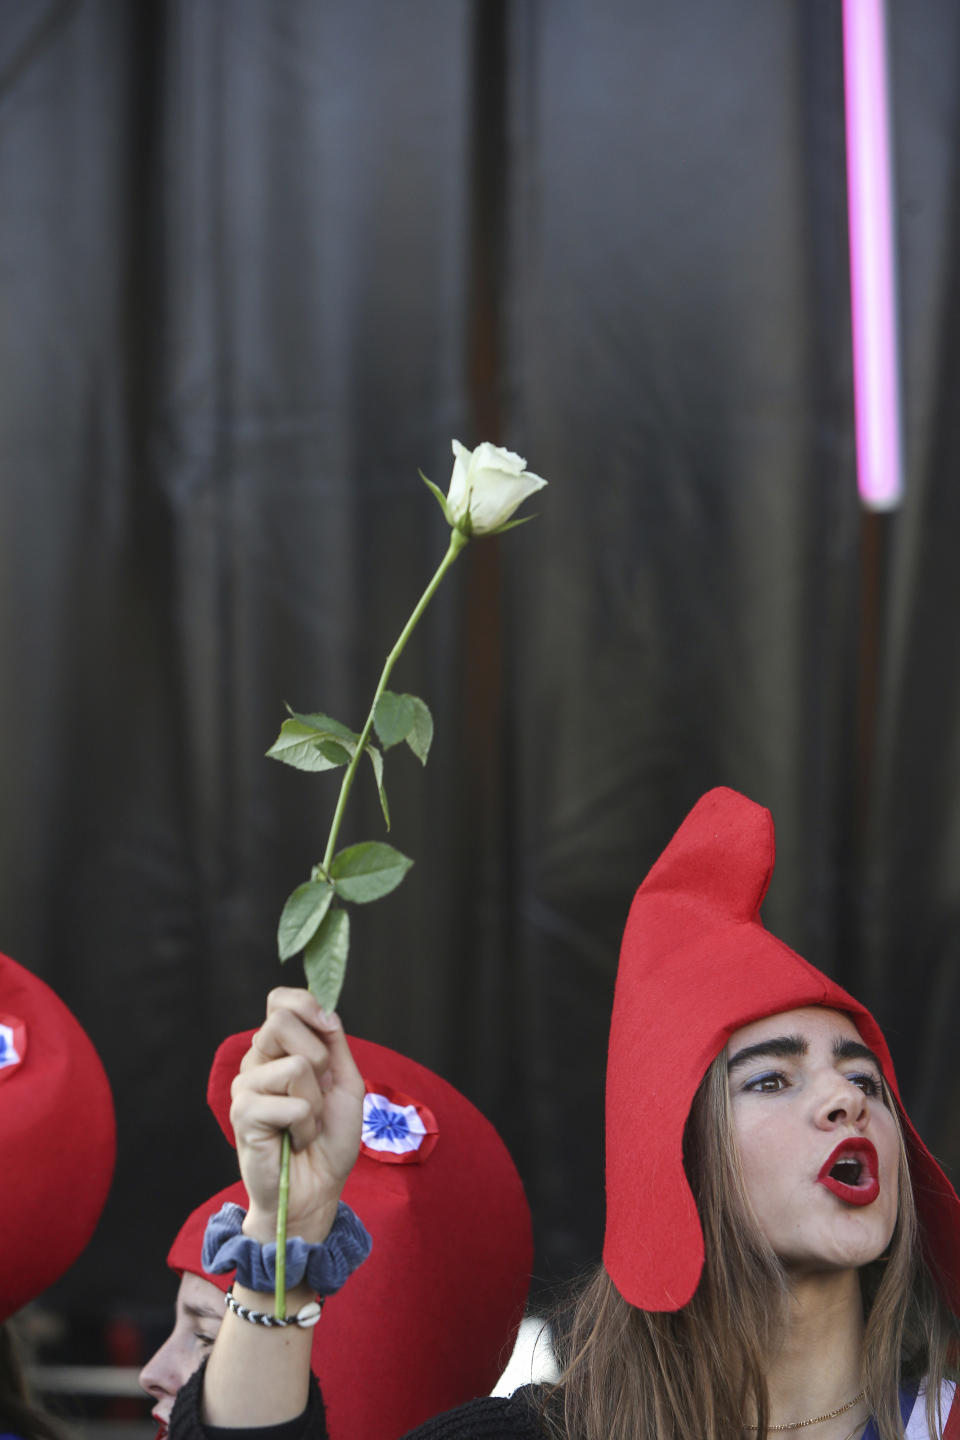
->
[[743, 1389, 866, 1432]]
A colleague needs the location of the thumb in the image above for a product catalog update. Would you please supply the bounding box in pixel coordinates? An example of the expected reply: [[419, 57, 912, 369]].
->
[[315, 1011, 365, 1100]]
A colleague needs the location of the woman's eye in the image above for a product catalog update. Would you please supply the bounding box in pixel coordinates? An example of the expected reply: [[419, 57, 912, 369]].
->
[[744, 1071, 787, 1093], [195, 1331, 217, 1349], [847, 1072, 881, 1097]]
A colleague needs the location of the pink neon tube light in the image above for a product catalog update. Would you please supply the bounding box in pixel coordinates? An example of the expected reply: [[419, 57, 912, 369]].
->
[[843, 0, 904, 510]]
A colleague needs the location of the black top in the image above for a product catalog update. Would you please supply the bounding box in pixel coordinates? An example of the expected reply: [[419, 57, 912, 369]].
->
[[170, 1363, 547, 1440]]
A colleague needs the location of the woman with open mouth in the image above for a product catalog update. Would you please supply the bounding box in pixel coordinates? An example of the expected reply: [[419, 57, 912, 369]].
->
[[168, 788, 960, 1440]]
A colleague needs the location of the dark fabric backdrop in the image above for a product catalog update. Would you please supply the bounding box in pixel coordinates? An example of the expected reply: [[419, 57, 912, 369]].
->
[[1, 0, 959, 1336]]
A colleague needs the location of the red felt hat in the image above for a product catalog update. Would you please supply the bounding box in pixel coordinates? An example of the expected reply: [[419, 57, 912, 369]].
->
[[603, 787, 960, 1313], [0, 951, 116, 1322], [168, 1030, 532, 1440]]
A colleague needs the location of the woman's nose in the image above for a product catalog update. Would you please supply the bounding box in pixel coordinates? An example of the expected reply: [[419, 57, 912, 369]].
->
[[813, 1072, 869, 1129], [138, 1338, 178, 1401]]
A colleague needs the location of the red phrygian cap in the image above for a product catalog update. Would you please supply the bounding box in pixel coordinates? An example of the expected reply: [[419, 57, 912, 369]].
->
[[603, 787, 960, 1313], [170, 1029, 532, 1440], [0, 952, 116, 1321]]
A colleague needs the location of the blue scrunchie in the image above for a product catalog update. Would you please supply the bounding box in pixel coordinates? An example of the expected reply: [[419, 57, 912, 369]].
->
[[201, 1201, 372, 1296]]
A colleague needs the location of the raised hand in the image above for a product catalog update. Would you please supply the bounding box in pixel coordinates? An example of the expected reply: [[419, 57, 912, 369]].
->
[[230, 988, 364, 1245]]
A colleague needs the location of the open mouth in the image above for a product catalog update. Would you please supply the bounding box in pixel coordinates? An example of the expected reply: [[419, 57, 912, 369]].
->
[[817, 1137, 880, 1207]]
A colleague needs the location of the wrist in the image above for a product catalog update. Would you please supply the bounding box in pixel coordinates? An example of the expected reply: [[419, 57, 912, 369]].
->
[[233, 1277, 316, 1306], [240, 1206, 279, 1245], [203, 1200, 372, 1297], [243, 1199, 340, 1247]]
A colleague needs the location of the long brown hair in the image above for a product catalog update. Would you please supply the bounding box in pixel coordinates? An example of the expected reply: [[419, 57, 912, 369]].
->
[[540, 1054, 960, 1440], [0, 1323, 67, 1440]]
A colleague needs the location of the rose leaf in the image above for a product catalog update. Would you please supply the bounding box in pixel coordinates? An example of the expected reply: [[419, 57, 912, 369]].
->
[[329, 841, 413, 903]]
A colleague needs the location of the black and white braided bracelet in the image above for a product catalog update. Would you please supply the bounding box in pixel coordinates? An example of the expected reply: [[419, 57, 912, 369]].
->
[[224, 1285, 324, 1329]]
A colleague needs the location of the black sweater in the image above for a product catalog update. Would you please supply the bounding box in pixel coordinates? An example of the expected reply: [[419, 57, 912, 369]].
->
[[171, 1364, 546, 1440]]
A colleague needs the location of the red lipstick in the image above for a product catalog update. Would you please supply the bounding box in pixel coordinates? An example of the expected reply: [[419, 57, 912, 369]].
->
[[817, 1137, 879, 1206]]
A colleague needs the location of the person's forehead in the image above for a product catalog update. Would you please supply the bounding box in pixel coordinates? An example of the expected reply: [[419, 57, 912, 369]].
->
[[176, 1270, 224, 1319], [726, 1005, 863, 1054]]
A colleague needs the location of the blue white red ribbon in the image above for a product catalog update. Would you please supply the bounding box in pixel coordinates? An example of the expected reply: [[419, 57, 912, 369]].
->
[[0, 1014, 26, 1080], [360, 1082, 439, 1165]]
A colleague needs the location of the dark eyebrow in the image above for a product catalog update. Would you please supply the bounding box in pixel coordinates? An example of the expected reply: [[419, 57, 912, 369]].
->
[[834, 1037, 883, 1071], [726, 1033, 885, 1077], [184, 1302, 222, 1322], [727, 1035, 807, 1074]]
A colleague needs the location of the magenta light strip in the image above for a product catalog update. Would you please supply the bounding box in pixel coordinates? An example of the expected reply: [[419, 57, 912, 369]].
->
[[843, 0, 904, 511]]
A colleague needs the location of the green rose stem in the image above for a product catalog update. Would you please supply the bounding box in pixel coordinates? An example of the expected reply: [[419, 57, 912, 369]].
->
[[318, 525, 469, 874], [273, 524, 469, 1317], [275, 1129, 291, 1314]]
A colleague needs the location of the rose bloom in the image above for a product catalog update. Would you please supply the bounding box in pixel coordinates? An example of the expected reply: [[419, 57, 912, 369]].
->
[[446, 441, 546, 536]]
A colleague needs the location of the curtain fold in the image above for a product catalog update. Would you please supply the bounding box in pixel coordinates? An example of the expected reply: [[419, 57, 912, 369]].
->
[[0, 0, 957, 1319]]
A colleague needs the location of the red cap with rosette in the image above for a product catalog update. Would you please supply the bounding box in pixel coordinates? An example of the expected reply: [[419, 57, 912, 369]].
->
[[603, 787, 960, 1314], [168, 1031, 531, 1440], [0, 951, 116, 1322]]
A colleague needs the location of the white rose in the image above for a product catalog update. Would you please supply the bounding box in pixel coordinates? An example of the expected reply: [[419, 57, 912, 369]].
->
[[445, 440, 547, 537]]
